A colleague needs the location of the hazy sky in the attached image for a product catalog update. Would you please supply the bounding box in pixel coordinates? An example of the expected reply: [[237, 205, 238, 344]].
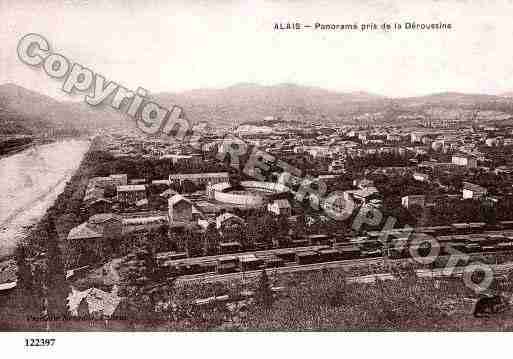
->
[[1, 0, 513, 100]]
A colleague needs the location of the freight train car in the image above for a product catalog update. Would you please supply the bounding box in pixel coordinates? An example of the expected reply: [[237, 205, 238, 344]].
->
[[337, 244, 361, 260], [265, 255, 285, 268], [216, 256, 239, 274], [239, 254, 265, 271], [296, 251, 319, 265], [317, 248, 341, 262]]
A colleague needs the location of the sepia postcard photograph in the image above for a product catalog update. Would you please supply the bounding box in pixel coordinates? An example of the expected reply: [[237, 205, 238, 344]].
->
[[1, 0, 513, 355]]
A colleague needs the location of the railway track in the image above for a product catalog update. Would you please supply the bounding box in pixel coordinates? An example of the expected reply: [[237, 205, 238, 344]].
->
[[174, 247, 513, 284], [158, 244, 334, 267], [176, 257, 383, 284]]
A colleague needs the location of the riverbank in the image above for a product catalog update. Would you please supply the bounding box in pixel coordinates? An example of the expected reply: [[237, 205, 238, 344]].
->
[[0, 139, 90, 257], [0, 135, 34, 158]]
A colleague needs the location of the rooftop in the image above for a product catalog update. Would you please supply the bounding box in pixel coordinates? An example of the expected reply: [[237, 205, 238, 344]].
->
[[169, 172, 229, 179], [88, 213, 122, 225], [68, 222, 103, 241], [117, 184, 146, 192], [68, 287, 121, 318], [462, 182, 487, 192]]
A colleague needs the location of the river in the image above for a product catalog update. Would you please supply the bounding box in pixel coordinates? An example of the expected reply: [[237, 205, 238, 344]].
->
[[0, 139, 90, 257]]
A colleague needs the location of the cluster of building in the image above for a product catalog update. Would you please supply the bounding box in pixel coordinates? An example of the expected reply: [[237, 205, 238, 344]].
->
[[64, 114, 513, 267], [67, 167, 296, 264]]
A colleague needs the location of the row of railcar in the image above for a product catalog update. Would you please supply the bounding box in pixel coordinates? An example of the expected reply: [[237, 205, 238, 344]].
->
[[365, 223, 488, 240], [365, 221, 513, 239], [193, 221, 513, 261], [159, 243, 366, 276], [297, 245, 363, 264], [215, 245, 364, 273], [285, 221, 513, 249], [157, 221, 513, 277], [386, 232, 513, 259]]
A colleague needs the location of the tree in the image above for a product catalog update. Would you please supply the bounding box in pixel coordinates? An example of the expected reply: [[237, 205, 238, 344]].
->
[[0, 244, 43, 329], [142, 243, 158, 281], [229, 173, 242, 189], [203, 223, 220, 256], [181, 180, 197, 194], [45, 220, 71, 322], [292, 215, 307, 238], [31, 263, 47, 322], [77, 298, 91, 319], [149, 225, 171, 253], [260, 215, 277, 244], [245, 213, 276, 246], [184, 229, 203, 257], [255, 270, 273, 309], [480, 199, 497, 225], [243, 218, 259, 249], [118, 245, 177, 326], [118, 250, 155, 323], [277, 215, 290, 236], [103, 183, 117, 198], [15, 244, 35, 307], [139, 159, 156, 181], [55, 213, 80, 241]]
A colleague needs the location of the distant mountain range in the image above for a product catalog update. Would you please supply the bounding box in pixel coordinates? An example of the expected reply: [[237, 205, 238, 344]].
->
[[2, 82, 513, 137], [400, 91, 508, 106], [155, 84, 513, 127], [0, 83, 125, 137], [153, 83, 388, 127]]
